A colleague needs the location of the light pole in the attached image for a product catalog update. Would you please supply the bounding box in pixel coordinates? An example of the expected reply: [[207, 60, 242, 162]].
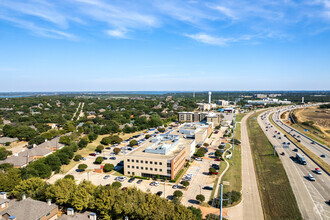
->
[[199, 185, 202, 194]]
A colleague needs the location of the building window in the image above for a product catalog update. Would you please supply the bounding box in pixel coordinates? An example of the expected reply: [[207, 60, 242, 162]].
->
[[132, 160, 135, 162], [155, 162, 158, 165], [146, 167, 148, 170], [136, 166, 139, 169], [150, 168, 153, 171], [145, 161, 148, 164], [160, 162, 162, 165], [127, 159, 130, 162], [160, 169, 162, 172], [141, 167, 144, 170], [141, 160, 143, 163], [128, 171, 130, 174], [136, 160, 139, 163], [132, 166, 135, 168], [150, 161, 153, 164], [155, 168, 158, 171], [128, 165, 130, 168]]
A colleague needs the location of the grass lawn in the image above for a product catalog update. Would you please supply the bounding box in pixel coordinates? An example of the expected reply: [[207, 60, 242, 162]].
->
[[248, 112, 302, 220], [235, 113, 247, 123]]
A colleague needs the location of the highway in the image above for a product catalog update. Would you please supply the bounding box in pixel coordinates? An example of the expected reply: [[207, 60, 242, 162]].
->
[[272, 107, 330, 165], [259, 109, 330, 219]]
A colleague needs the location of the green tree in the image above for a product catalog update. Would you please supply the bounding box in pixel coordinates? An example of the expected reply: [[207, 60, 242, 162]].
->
[[209, 167, 217, 174], [182, 180, 190, 187], [196, 194, 205, 203], [46, 178, 76, 205], [64, 175, 75, 180], [59, 136, 71, 145], [28, 136, 45, 145], [129, 140, 138, 146], [100, 137, 111, 145], [0, 168, 21, 192], [103, 163, 114, 172], [158, 127, 165, 132], [31, 161, 52, 178], [78, 164, 88, 171], [71, 187, 91, 211], [94, 156, 104, 164], [96, 145, 104, 153], [173, 190, 183, 198], [145, 134, 151, 139], [0, 147, 12, 160], [111, 181, 122, 188], [44, 154, 62, 171], [12, 177, 46, 200], [74, 154, 83, 161], [78, 139, 88, 149], [215, 150, 222, 158]]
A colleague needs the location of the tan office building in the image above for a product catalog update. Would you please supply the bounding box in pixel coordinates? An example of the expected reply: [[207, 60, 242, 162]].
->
[[178, 112, 221, 126], [124, 135, 187, 180]]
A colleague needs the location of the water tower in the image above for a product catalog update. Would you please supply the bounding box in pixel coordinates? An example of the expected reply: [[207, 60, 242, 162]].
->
[[208, 91, 212, 104]]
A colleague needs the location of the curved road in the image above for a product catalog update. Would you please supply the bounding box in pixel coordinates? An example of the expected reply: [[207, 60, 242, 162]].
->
[[260, 109, 330, 219]]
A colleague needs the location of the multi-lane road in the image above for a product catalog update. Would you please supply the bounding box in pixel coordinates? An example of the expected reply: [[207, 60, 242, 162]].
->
[[272, 107, 330, 165], [259, 108, 330, 220]]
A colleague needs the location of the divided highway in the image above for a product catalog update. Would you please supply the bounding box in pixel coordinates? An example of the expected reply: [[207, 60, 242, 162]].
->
[[272, 107, 330, 165], [259, 109, 330, 219]]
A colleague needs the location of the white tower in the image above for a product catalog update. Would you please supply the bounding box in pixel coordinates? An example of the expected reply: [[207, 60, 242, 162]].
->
[[208, 91, 212, 104]]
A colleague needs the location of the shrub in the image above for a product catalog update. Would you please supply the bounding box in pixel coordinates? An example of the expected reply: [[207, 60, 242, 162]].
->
[[73, 155, 82, 161], [215, 150, 222, 158], [78, 164, 87, 171], [209, 167, 216, 174], [94, 157, 104, 164], [158, 127, 165, 132], [203, 143, 209, 147], [170, 169, 184, 182], [181, 180, 190, 187], [129, 140, 138, 146], [145, 134, 151, 139], [78, 139, 88, 149], [96, 145, 104, 153], [103, 163, 114, 172], [101, 137, 111, 145]]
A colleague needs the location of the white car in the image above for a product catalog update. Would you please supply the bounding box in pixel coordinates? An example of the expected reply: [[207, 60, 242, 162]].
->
[[308, 174, 315, 181], [154, 182, 160, 186], [195, 158, 203, 161]]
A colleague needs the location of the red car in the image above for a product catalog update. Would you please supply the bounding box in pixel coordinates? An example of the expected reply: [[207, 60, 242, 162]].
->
[[211, 172, 218, 175], [89, 153, 96, 156], [215, 158, 221, 161]]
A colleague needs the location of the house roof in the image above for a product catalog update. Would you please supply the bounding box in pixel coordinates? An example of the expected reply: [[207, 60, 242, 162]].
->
[[0, 137, 18, 144], [0, 198, 57, 220], [58, 211, 92, 220]]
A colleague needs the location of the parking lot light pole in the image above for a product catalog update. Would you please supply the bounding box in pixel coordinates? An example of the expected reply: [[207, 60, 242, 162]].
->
[[199, 185, 202, 194]]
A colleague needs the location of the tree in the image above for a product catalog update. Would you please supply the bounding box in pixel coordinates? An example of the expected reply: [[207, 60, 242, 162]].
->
[[78, 139, 88, 149], [209, 167, 216, 174], [12, 177, 46, 200], [31, 161, 52, 178], [44, 154, 62, 171], [194, 148, 206, 158], [188, 206, 202, 220], [100, 137, 111, 145], [0, 147, 12, 160], [0, 163, 13, 171], [173, 190, 183, 198], [74, 155, 83, 161], [145, 134, 151, 139], [0, 168, 21, 192], [181, 180, 190, 187], [94, 157, 104, 164], [103, 163, 114, 172], [28, 136, 45, 145], [196, 194, 205, 203], [215, 150, 222, 158], [64, 175, 75, 180], [158, 127, 165, 132], [59, 136, 71, 145], [129, 140, 138, 146], [203, 143, 209, 147], [88, 133, 98, 142], [45, 178, 76, 205], [96, 145, 104, 153], [113, 148, 121, 155], [71, 187, 91, 211], [111, 181, 122, 188], [148, 114, 163, 127], [78, 164, 88, 171]]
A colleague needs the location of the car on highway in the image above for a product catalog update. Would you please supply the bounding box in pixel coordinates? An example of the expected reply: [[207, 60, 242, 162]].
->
[[315, 168, 322, 174], [311, 141, 315, 144], [320, 154, 326, 158], [137, 179, 143, 184], [278, 137, 281, 139], [273, 135, 276, 138], [280, 152, 285, 156], [307, 174, 315, 181], [104, 175, 110, 179], [203, 186, 213, 190]]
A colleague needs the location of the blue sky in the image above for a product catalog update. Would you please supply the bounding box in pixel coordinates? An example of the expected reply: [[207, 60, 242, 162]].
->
[[0, 0, 329, 92]]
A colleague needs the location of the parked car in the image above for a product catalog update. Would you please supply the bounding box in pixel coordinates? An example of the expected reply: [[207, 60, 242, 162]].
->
[[82, 157, 87, 160], [104, 175, 110, 179], [209, 152, 214, 155], [128, 177, 135, 183], [203, 186, 213, 190], [137, 180, 143, 184], [89, 153, 96, 156], [156, 191, 163, 196], [196, 158, 203, 161], [103, 157, 108, 160], [172, 184, 179, 189], [315, 168, 322, 174], [215, 158, 221, 161], [109, 157, 116, 160], [307, 173, 315, 181]]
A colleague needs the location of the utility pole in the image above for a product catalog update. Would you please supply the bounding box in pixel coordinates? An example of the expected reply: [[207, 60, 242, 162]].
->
[[232, 115, 236, 150], [220, 184, 224, 220]]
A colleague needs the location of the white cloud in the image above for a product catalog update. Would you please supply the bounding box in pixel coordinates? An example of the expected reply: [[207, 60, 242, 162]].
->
[[212, 6, 237, 19], [106, 29, 127, 38], [184, 33, 231, 46]]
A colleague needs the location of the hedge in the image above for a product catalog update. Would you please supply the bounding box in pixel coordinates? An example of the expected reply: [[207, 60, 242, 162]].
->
[[170, 169, 184, 182]]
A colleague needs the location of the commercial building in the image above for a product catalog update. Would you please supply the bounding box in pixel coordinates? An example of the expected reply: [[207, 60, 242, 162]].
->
[[176, 123, 212, 146], [197, 103, 217, 111], [216, 100, 229, 106], [178, 112, 221, 126], [124, 134, 192, 180], [247, 98, 291, 105]]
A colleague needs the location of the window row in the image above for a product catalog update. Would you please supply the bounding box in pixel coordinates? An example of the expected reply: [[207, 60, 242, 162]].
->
[[127, 165, 162, 172], [127, 159, 162, 165]]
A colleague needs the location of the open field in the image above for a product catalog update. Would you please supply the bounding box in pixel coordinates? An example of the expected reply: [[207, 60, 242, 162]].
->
[[235, 113, 246, 123], [247, 112, 301, 220], [292, 107, 330, 147], [270, 113, 330, 175]]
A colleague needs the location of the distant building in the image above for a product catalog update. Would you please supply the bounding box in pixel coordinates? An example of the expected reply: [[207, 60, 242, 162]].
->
[[177, 123, 212, 146], [255, 94, 267, 99], [0, 137, 18, 146], [216, 100, 229, 106], [178, 112, 221, 126]]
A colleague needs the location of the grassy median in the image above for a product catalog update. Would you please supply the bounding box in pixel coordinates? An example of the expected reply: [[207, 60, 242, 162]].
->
[[247, 112, 302, 220]]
